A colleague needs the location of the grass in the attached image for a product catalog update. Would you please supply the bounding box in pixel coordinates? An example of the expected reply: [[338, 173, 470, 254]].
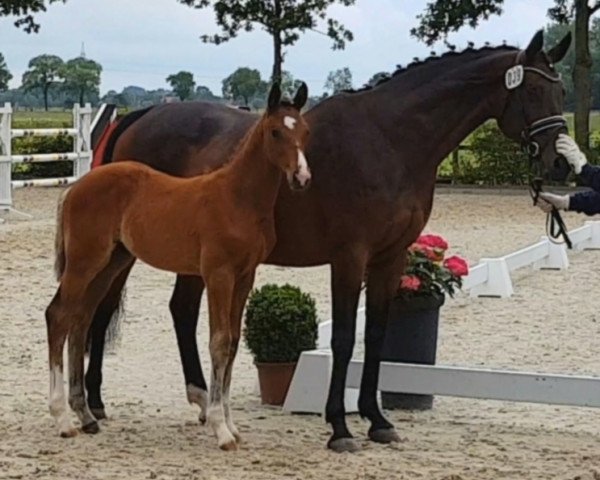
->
[[13, 109, 73, 126]]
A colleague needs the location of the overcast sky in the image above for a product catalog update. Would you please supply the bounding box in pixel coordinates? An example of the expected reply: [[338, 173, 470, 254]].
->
[[0, 0, 558, 96]]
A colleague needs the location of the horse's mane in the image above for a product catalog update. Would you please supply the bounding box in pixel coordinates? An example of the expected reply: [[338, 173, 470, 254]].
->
[[340, 43, 519, 95]]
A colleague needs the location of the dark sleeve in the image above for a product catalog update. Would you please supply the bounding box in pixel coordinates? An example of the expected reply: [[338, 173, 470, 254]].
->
[[569, 190, 600, 216], [578, 164, 600, 192]]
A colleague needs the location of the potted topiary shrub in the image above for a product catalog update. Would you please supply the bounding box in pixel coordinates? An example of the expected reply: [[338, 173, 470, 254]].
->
[[244, 283, 318, 406], [381, 233, 469, 410]]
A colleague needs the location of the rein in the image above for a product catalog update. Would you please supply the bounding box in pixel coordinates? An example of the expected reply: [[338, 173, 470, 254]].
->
[[529, 177, 573, 249]]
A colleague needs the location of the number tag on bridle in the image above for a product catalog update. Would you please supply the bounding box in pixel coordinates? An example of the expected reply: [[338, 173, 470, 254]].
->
[[505, 65, 524, 90]]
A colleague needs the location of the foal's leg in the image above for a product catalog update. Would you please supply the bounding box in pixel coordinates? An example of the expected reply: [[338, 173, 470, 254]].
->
[[46, 288, 78, 438], [86, 260, 135, 419], [357, 252, 404, 444], [325, 248, 368, 453], [204, 268, 237, 450], [222, 271, 256, 443], [68, 248, 135, 434], [169, 274, 208, 423]]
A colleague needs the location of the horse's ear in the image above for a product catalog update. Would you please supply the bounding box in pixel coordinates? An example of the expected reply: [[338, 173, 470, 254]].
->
[[547, 31, 572, 64], [293, 82, 308, 111], [525, 29, 544, 62], [267, 82, 282, 113]]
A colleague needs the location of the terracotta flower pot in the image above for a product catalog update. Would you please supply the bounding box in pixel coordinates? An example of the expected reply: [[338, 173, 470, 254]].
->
[[255, 362, 297, 406]]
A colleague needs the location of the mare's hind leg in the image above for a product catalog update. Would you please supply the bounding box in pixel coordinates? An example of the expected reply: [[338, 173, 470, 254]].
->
[[222, 271, 256, 443], [67, 246, 135, 434], [204, 268, 237, 450], [86, 260, 135, 420], [169, 274, 208, 424]]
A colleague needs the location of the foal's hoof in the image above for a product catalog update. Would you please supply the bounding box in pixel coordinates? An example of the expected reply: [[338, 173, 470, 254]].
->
[[219, 440, 238, 451], [59, 428, 79, 438], [368, 427, 400, 444], [90, 407, 107, 420], [328, 437, 361, 453], [198, 413, 207, 425], [82, 421, 100, 434]]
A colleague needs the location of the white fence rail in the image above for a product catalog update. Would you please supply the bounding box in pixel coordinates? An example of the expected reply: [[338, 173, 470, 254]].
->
[[284, 221, 600, 414], [0, 102, 93, 214]]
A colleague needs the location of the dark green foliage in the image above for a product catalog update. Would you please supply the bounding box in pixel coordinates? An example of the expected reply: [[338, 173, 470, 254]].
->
[[1, 0, 66, 33], [166, 71, 196, 101], [463, 122, 529, 185], [244, 284, 318, 364], [11, 116, 73, 179], [0, 54, 12, 92]]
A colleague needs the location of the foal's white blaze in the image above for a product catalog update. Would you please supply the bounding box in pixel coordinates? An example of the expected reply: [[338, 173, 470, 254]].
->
[[295, 148, 311, 186], [283, 116, 297, 130], [49, 366, 75, 436]]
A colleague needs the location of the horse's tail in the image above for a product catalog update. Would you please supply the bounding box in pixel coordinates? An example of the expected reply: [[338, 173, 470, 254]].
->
[[54, 187, 71, 281], [101, 106, 154, 165]]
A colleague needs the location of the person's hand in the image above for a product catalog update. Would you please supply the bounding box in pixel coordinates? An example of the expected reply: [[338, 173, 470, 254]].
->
[[536, 192, 570, 213], [556, 133, 587, 174]]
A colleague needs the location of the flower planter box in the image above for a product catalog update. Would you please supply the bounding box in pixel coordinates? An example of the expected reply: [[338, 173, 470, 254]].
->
[[380, 294, 444, 410]]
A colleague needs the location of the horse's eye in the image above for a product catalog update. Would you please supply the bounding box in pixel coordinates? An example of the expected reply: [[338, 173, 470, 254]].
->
[[271, 129, 282, 139]]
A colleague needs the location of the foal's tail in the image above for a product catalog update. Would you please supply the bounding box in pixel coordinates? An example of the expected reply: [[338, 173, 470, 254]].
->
[[54, 187, 71, 281]]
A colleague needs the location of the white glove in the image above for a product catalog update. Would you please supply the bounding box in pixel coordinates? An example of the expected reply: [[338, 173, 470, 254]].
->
[[536, 192, 570, 213], [555, 133, 587, 174]]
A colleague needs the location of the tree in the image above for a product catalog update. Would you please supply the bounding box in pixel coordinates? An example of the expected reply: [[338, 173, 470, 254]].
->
[[0, 54, 12, 92], [178, 0, 355, 83], [1, 0, 66, 33], [411, 0, 598, 151], [281, 70, 304, 98], [61, 57, 102, 106], [21, 54, 64, 110], [367, 71, 390, 87], [166, 71, 196, 101], [222, 67, 267, 106], [324, 67, 353, 94]]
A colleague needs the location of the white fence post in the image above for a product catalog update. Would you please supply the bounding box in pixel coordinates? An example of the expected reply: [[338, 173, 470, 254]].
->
[[0, 102, 12, 211], [469, 258, 513, 298], [73, 103, 92, 179]]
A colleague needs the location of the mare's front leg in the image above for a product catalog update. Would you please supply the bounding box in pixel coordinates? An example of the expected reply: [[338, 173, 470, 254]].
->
[[325, 247, 368, 453], [86, 260, 135, 419], [204, 267, 238, 450], [169, 274, 209, 424], [357, 250, 405, 444]]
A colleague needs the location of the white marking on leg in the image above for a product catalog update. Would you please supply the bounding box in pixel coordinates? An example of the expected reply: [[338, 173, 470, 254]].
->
[[223, 385, 240, 442], [294, 149, 311, 186], [186, 383, 208, 423], [283, 116, 297, 130], [207, 404, 236, 450], [49, 366, 77, 437]]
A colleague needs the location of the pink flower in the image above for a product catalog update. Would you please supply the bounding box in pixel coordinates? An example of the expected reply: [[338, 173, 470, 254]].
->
[[409, 243, 443, 261], [444, 256, 469, 277], [416, 234, 449, 251], [400, 275, 421, 291]]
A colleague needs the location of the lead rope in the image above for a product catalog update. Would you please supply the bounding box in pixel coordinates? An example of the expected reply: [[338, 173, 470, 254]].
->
[[529, 177, 573, 249]]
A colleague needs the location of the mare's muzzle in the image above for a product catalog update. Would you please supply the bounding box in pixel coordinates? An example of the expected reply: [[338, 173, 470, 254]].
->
[[521, 115, 569, 181]]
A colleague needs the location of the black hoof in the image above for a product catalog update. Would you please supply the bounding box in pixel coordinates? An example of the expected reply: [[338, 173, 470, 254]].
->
[[90, 407, 107, 420], [82, 421, 100, 434], [368, 427, 400, 444], [198, 413, 207, 425], [328, 437, 361, 453]]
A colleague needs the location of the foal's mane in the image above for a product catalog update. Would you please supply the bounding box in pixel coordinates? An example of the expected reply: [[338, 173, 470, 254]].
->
[[341, 43, 519, 96]]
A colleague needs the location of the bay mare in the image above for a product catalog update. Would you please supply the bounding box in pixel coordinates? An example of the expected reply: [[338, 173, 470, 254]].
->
[[86, 30, 571, 452], [46, 84, 310, 450]]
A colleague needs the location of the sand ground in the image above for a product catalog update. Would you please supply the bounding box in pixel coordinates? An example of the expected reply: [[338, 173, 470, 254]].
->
[[1, 187, 600, 480]]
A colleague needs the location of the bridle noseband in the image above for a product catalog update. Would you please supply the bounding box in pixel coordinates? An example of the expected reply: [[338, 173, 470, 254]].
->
[[505, 57, 572, 249]]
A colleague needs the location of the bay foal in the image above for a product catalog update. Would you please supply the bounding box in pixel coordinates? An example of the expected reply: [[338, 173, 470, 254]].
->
[[45, 83, 310, 450]]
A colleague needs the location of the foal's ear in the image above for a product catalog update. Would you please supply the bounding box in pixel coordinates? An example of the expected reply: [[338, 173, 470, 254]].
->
[[267, 82, 282, 113], [525, 29, 544, 62], [547, 31, 572, 64], [293, 82, 308, 111]]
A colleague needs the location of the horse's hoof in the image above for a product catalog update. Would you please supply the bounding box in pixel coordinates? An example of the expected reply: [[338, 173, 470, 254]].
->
[[219, 440, 238, 451], [82, 421, 100, 434], [368, 427, 400, 444], [328, 437, 361, 453], [198, 413, 207, 425], [90, 407, 107, 420], [60, 428, 79, 438]]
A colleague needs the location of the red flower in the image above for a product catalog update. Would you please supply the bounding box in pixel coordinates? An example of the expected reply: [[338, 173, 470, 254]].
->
[[443, 256, 469, 277], [416, 234, 448, 251], [400, 275, 421, 291]]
